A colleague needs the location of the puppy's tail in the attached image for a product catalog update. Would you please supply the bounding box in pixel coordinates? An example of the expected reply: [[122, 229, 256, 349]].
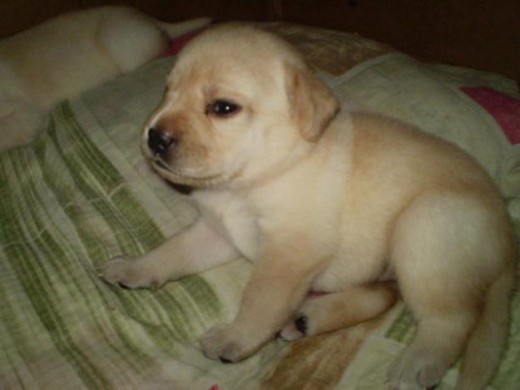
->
[[456, 269, 516, 390], [157, 18, 212, 39]]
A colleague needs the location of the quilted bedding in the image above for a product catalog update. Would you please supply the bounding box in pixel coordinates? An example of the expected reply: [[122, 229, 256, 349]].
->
[[1, 23, 519, 389]]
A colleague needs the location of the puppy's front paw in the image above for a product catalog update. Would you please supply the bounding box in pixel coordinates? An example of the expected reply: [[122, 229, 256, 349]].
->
[[100, 256, 163, 290], [199, 324, 253, 363]]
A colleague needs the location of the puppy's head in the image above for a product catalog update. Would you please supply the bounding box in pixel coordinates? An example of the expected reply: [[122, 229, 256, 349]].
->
[[142, 24, 338, 188]]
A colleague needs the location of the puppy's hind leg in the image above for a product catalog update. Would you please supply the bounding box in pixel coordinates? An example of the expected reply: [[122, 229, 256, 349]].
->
[[388, 193, 508, 390], [279, 283, 397, 341]]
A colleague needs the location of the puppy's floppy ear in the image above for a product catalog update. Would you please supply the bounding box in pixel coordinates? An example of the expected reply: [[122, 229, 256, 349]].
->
[[286, 63, 339, 142]]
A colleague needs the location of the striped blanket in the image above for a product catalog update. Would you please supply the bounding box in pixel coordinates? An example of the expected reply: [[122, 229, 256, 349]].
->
[[1, 26, 519, 389]]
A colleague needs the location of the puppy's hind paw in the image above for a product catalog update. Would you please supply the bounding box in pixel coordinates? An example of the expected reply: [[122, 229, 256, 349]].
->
[[389, 349, 448, 390], [279, 314, 310, 341]]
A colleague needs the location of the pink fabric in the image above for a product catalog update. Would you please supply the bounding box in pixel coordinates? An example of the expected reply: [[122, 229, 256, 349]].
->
[[461, 86, 520, 144], [308, 290, 328, 298], [165, 29, 206, 57]]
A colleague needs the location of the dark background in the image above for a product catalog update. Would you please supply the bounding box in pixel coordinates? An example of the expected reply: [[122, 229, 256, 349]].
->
[[1, 0, 519, 81]]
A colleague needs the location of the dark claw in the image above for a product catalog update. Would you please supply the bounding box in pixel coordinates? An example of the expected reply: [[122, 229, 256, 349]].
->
[[219, 357, 233, 364], [295, 315, 308, 335]]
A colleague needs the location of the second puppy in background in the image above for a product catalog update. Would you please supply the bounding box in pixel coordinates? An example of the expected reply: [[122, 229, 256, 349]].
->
[[0, 6, 210, 150]]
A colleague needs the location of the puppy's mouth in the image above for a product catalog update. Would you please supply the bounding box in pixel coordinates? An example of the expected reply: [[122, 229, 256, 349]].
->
[[150, 157, 225, 187], [151, 158, 171, 171]]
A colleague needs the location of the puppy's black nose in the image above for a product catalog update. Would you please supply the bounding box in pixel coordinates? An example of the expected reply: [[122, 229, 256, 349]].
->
[[147, 128, 176, 155]]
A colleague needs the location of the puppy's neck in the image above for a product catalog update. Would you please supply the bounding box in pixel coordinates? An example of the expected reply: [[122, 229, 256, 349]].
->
[[230, 142, 319, 192]]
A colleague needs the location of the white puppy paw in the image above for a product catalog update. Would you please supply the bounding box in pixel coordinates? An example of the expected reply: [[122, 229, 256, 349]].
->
[[199, 324, 254, 363], [279, 314, 311, 341], [99, 256, 163, 290], [388, 349, 448, 390]]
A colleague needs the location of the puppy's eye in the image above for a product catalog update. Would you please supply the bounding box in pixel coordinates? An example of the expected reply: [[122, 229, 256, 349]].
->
[[207, 100, 241, 117]]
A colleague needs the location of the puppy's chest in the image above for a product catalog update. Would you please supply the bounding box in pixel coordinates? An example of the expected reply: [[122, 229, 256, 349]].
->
[[194, 191, 259, 260]]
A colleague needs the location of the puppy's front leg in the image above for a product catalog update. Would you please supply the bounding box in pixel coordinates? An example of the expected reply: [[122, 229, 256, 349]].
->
[[200, 240, 324, 362], [101, 217, 239, 289]]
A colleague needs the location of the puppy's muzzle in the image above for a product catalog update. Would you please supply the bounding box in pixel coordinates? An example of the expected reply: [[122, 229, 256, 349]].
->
[[147, 128, 177, 156]]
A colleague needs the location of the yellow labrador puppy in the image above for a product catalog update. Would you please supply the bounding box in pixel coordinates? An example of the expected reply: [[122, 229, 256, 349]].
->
[[0, 6, 210, 150], [101, 25, 517, 390]]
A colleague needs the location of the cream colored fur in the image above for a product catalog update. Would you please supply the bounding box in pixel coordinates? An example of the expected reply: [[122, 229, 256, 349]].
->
[[101, 25, 517, 390], [0, 6, 210, 150]]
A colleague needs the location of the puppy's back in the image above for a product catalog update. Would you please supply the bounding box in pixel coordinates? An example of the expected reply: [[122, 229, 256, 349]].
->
[[349, 111, 499, 198]]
